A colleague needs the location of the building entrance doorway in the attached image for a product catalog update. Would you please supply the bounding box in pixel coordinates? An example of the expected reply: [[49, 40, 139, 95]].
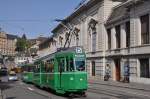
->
[[114, 59, 121, 81], [91, 61, 95, 76]]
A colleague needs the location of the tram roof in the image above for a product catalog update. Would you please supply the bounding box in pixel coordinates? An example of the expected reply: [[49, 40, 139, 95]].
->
[[35, 46, 84, 62], [20, 63, 34, 67]]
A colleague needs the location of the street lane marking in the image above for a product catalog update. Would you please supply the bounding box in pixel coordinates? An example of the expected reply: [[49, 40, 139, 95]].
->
[[27, 87, 34, 91]]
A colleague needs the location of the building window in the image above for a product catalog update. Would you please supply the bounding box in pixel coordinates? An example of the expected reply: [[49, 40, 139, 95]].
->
[[59, 36, 63, 46], [65, 32, 69, 40], [141, 14, 149, 44], [88, 18, 98, 52], [115, 25, 121, 48], [92, 32, 96, 52], [107, 29, 111, 50], [140, 58, 150, 78], [74, 27, 80, 46], [126, 21, 130, 47]]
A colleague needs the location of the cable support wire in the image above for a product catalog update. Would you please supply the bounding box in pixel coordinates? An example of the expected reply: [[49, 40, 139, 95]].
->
[[0, 19, 55, 22]]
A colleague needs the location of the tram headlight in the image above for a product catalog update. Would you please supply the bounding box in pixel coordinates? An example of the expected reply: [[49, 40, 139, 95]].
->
[[80, 78, 83, 81], [70, 77, 74, 81]]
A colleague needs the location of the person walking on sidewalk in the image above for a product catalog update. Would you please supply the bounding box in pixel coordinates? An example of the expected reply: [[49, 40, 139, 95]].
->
[[104, 64, 110, 81], [124, 64, 129, 83]]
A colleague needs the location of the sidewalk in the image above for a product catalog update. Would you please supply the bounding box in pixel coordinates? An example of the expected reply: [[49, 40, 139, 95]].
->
[[88, 78, 150, 91]]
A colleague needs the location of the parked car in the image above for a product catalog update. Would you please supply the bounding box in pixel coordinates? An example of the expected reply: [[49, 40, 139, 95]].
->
[[0, 67, 8, 76], [8, 71, 18, 81]]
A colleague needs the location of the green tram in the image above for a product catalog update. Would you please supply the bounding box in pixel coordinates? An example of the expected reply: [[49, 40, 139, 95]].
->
[[22, 47, 87, 95], [21, 64, 35, 83]]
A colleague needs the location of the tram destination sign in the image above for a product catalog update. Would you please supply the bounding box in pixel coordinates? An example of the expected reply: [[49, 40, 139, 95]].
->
[[76, 47, 83, 53], [75, 54, 85, 58]]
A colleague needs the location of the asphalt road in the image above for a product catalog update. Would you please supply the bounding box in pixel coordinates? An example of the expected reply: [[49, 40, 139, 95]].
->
[[88, 83, 150, 99], [1, 79, 150, 99]]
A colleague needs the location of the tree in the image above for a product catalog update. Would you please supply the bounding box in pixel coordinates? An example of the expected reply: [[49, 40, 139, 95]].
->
[[16, 34, 31, 53], [15, 34, 31, 53], [15, 38, 27, 52]]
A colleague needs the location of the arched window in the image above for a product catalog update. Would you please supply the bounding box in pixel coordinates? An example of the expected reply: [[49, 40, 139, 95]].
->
[[59, 36, 63, 46], [74, 27, 80, 46], [88, 18, 98, 52]]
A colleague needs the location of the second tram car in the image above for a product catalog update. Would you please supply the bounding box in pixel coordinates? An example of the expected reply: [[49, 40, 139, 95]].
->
[[22, 64, 35, 83]]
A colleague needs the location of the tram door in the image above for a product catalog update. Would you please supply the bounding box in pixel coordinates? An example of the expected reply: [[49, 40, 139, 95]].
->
[[58, 58, 66, 88]]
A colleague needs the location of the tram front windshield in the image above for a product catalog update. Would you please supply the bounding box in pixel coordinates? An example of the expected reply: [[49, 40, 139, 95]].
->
[[75, 58, 85, 71]]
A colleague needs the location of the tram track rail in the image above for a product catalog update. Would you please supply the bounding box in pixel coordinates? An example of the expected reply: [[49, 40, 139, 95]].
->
[[88, 82, 150, 92], [87, 86, 150, 98]]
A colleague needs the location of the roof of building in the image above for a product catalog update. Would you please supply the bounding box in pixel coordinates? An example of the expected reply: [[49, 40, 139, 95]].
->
[[37, 36, 48, 42], [51, 0, 130, 33], [39, 37, 53, 47], [28, 39, 36, 45], [106, 3, 129, 25], [51, 0, 101, 33], [106, 0, 147, 25], [28, 36, 48, 46], [6, 34, 18, 40]]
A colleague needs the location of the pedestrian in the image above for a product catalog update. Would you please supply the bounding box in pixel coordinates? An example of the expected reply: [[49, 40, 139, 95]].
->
[[104, 64, 110, 81]]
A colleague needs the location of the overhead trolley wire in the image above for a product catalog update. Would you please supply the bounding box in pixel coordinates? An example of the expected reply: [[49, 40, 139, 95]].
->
[[0, 19, 55, 22]]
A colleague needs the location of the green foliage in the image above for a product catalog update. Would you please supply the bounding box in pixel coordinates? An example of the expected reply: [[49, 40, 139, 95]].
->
[[15, 38, 31, 52], [15, 34, 32, 53], [15, 38, 26, 52]]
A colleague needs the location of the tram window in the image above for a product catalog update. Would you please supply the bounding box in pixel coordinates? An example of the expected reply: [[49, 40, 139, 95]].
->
[[35, 64, 40, 72], [31, 66, 34, 72], [31, 66, 35, 72], [45, 62, 49, 72], [34, 65, 37, 72], [28, 67, 30, 72], [50, 63, 54, 72], [58, 59, 65, 72], [45, 62, 54, 73], [37, 65, 40, 72], [28, 66, 33, 72], [45, 59, 54, 73], [22, 66, 26, 72], [66, 57, 69, 71], [75, 58, 85, 71], [61, 59, 65, 72], [69, 58, 74, 71]]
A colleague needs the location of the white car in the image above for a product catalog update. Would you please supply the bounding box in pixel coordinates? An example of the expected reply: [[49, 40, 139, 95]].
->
[[8, 73, 18, 81]]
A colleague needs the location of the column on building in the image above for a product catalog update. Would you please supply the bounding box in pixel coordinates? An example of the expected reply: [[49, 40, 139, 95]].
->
[[111, 28, 116, 49], [120, 23, 126, 80], [121, 23, 126, 48]]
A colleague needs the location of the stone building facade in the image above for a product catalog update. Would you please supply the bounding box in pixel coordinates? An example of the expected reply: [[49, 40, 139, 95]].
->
[[39, 0, 150, 84], [105, 0, 150, 84], [51, 0, 122, 79], [38, 37, 57, 58], [0, 31, 17, 56], [29, 36, 48, 57]]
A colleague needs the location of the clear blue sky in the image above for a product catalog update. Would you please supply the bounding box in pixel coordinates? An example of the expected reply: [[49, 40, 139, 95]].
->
[[0, 0, 82, 39]]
